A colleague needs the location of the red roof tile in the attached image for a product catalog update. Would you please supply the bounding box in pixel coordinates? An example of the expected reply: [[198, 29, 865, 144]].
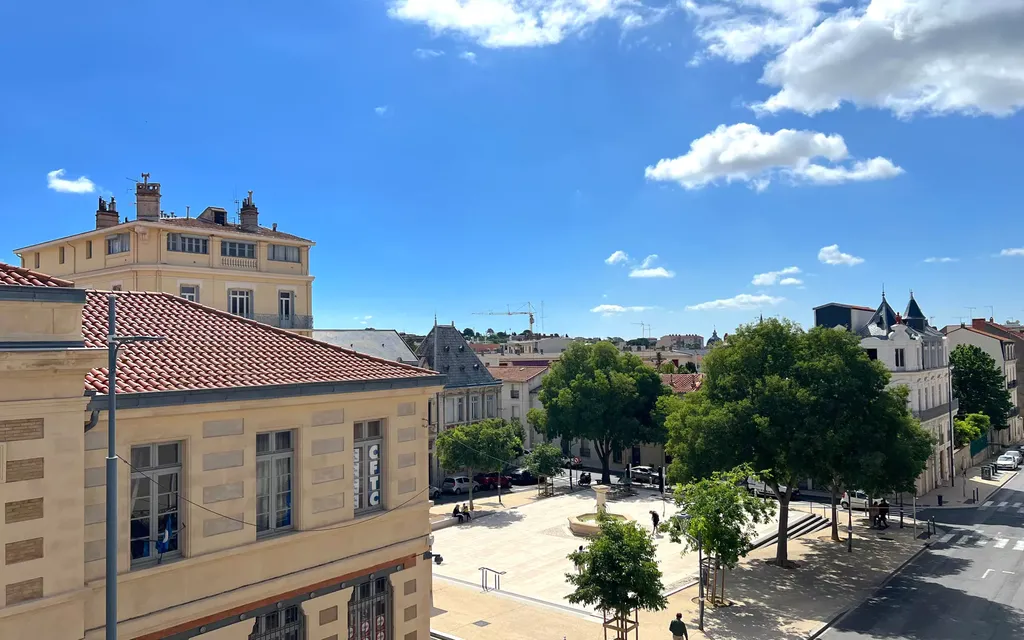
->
[[470, 343, 500, 354], [81, 291, 436, 394], [955, 325, 1014, 343], [486, 365, 548, 382], [0, 261, 75, 287], [158, 217, 311, 242], [660, 373, 703, 394]]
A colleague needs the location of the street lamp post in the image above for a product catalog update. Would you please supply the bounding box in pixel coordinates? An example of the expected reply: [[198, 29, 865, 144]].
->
[[946, 339, 955, 487], [105, 295, 164, 640]]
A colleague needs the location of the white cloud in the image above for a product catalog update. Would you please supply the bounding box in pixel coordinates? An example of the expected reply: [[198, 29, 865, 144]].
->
[[590, 304, 653, 316], [46, 169, 96, 194], [374, 105, 390, 116], [818, 244, 864, 266], [686, 293, 784, 311], [923, 256, 958, 263], [644, 123, 902, 191], [414, 47, 445, 58], [387, 0, 661, 48], [751, 265, 800, 286], [999, 248, 1024, 257], [778, 277, 803, 286], [459, 51, 478, 62], [629, 266, 675, 278], [685, 0, 1024, 117], [605, 250, 629, 265], [639, 254, 657, 268]]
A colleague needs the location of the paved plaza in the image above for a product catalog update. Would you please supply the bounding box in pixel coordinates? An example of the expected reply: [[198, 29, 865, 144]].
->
[[430, 487, 792, 614]]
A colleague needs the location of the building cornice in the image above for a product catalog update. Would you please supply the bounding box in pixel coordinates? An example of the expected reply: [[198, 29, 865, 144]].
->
[[63, 263, 314, 283]]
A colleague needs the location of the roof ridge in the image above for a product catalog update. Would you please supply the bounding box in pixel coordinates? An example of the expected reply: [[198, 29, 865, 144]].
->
[[0, 261, 76, 287]]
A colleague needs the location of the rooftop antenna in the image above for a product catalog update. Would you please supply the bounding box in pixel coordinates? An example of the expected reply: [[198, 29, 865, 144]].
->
[[986, 305, 995, 320], [966, 306, 976, 319]]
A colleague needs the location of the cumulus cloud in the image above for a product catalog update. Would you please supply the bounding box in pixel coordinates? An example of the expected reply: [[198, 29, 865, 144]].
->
[[590, 304, 653, 316], [684, 0, 1024, 117], [923, 257, 958, 263], [605, 250, 629, 265], [751, 265, 800, 286], [629, 266, 675, 278], [778, 277, 803, 286], [414, 47, 445, 58], [999, 248, 1024, 257], [644, 123, 902, 191], [46, 169, 96, 194], [375, 105, 390, 116], [818, 244, 864, 266], [686, 293, 784, 311], [459, 51, 478, 62], [387, 0, 662, 48]]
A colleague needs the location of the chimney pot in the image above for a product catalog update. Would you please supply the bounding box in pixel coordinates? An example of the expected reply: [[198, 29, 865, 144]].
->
[[240, 190, 259, 232], [95, 196, 120, 229], [135, 174, 161, 221]]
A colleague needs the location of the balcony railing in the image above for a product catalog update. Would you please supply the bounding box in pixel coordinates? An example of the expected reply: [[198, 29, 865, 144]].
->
[[221, 256, 258, 270], [253, 314, 313, 330], [914, 398, 958, 423]]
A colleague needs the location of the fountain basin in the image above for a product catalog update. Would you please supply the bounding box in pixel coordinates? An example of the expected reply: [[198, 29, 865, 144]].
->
[[568, 512, 633, 537]]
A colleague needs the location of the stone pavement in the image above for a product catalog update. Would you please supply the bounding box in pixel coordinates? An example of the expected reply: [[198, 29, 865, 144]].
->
[[913, 460, 1017, 508], [431, 507, 926, 640]]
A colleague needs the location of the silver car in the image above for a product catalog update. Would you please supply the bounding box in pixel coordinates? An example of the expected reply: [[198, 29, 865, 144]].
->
[[996, 455, 1017, 471], [1005, 450, 1022, 468]]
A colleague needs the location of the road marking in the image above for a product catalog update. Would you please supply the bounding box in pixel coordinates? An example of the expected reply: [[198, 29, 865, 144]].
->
[[1015, 541, 1024, 551], [1015, 502, 1023, 508], [963, 537, 976, 546], [983, 569, 994, 579], [983, 501, 994, 508], [995, 539, 1009, 549], [1003, 571, 1015, 574], [977, 538, 989, 547], [938, 533, 955, 543], [999, 501, 1009, 508]]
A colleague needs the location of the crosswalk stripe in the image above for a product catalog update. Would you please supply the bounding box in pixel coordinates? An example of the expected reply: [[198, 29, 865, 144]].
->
[[938, 533, 955, 543], [995, 539, 1009, 548], [1018, 508, 1024, 515], [999, 502, 1009, 507], [977, 538, 990, 547], [1015, 541, 1024, 551], [963, 537, 976, 545], [983, 501, 994, 508], [1014, 503, 1022, 508]]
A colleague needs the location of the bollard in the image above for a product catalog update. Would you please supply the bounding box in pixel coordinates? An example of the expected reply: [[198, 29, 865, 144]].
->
[[938, 495, 943, 507], [900, 509, 904, 529]]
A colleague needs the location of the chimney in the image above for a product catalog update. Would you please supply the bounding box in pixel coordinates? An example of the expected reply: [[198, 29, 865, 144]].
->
[[972, 318, 986, 330], [240, 190, 258, 232], [95, 196, 119, 229], [135, 173, 161, 221]]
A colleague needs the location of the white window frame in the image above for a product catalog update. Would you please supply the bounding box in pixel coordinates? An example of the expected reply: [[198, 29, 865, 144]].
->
[[486, 394, 496, 418], [228, 289, 253, 318], [471, 395, 480, 421], [179, 284, 199, 302], [278, 290, 294, 320], [221, 241, 255, 258], [106, 233, 131, 255], [268, 244, 300, 263], [895, 348, 906, 368], [129, 442, 182, 567], [167, 233, 209, 254], [510, 386, 520, 399], [256, 430, 294, 535], [456, 397, 465, 422], [354, 420, 385, 515]]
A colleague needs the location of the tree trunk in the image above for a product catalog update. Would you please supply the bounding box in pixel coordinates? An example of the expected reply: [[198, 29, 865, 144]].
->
[[830, 484, 840, 542], [595, 441, 612, 485], [774, 487, 792, 567], [468, 466, 474, 510]]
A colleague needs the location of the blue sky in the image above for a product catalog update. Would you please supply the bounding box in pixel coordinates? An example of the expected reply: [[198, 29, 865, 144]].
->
[[2, 0, 1022, 340]]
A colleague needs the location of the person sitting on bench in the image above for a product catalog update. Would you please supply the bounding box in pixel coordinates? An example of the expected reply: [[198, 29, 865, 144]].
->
[[453, 505, 465, 524], [462, 503, 472, 521]]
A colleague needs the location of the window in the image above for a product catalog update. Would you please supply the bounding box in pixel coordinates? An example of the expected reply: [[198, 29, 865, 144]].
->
[[86, 240, 93, 259], [865, 348, 878, 360], [221, 241, 255, 258], [895, 348, 906, 368], [106, 233, 130, 255], [278, 291, 293, 320], [179, 284, 199, 302], [33, 252, 39, 268], [228, 289, 253, 318], [256, 431, 293, 534], [354, 420, 384, 514], [445, 397, 455, 424], [249, 604, 304, 640], [130, 442, 182, 566], [268, 244, 300, 263], [456, 397, 465, 422], [428, 398, 434, 426], [58, 246, 65, 264], [111, 284, 123, 291], [485, 394, 495, 418], [166, 233, 208, 254], [471, 395, 480, 420], [510, 386, 520, 399], [348, 575, 392, 640], [580, 441, 591, 458], [511, 404, 519, 419]]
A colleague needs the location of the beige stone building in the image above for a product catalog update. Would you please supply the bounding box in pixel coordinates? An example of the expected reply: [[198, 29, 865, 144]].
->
[[12, 175, 315, 335], [0, 262, 441, 640]]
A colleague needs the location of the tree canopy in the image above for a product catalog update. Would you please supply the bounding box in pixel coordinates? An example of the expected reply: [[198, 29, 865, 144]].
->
[[566, 519, 666, 637], [435, 418, 522, 507], [955, 412, 990, 448], [525, 442, 564, 479], [658, 362, 678, 374], [950, 344, 1013, 429], [682, 361, 698, 374], [535, 341, 671, 483]]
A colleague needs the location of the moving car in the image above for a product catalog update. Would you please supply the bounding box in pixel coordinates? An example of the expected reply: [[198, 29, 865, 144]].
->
[[841, 490, 871, 511], [996, 455, 1017, 471], [508, 467, 537, 485], [744, 477, 801, 499], [629, 465, 657, 484], [441, 476, 480, 495], [473, 472, 512, 491]]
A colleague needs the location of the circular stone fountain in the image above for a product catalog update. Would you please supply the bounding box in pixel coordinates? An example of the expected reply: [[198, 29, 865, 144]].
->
[[568, 485, 634, 537]]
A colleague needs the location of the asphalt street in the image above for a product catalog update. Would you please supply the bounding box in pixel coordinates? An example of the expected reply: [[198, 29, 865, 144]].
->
[[822, 470, 1024, 640]]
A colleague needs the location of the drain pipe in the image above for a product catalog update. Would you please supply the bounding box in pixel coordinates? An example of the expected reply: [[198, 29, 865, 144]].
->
[[84, 409, 100, 432]]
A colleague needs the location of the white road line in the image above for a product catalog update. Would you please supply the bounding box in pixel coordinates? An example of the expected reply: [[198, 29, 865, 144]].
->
[[983, 501, 994, 508], [983, 569, 994, 579], [999, 501, 1010, 508], [1014, 502, 1023, 508], [977, 538, 990, 547], [1014, 541, 1024, 551], [938, 533, 955, 543], [1018, 508, 1024, 515], [995, 539, 1009, 549], [963, 537, 976, 546]]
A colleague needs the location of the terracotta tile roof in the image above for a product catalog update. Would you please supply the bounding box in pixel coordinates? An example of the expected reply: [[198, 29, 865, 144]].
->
[[0, 261, 75, 287], [486, 365, 549, 382], [954, 325, 1014, 343], [81, 291, 436, 394], [158, 217, 311, 242], [660, 373, 703, 394], [470, 343, 500, 354]]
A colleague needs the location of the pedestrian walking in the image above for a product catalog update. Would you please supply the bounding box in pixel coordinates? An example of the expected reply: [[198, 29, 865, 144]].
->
[[669, 613, 688, 639], [650, 510, 661, 536]]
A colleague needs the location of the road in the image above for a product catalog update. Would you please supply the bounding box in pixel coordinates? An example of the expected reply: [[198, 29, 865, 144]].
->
[[822, 471, 1024, 639]]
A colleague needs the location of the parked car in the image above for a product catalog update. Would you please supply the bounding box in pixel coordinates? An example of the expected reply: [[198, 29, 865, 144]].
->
[[1005, 450, 1022, 468], [629, 465, 657, 484], [561, 455, 583, 469], [474, 472, 512, 491], [441, 476, 480, 495], [430, 485, 441, 500], [996, 455, 1017, 471], [744, 477, 801, 499], [841, 490, 871, 511], [509, 467, 537, 485]]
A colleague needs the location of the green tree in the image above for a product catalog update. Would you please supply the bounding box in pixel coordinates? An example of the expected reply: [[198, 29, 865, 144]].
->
[[955, 412, 991, 448], [525, 442, 564, 492], [435, 418, 522, 508], [566, 519, 667, 638], [664, 466, 773, 604], [654, 350, 664, 367], [536, 342, 671, 484], [461, 327, 475, 339], [658, 362, 677, 374], [800, 326, 932, 541], [682, 361, 698, 374], [950, 344, 1013, 428]]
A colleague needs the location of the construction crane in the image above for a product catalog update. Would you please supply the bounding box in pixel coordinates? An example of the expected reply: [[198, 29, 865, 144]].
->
[[474, 303, 536, 333]]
